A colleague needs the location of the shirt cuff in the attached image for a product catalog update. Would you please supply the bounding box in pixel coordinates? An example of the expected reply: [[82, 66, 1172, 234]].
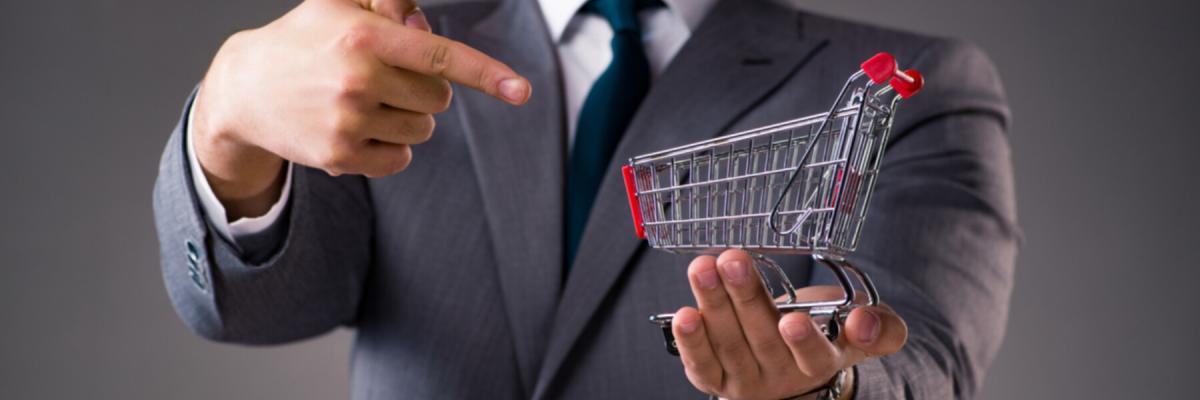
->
[[185, 96, 293, 242]]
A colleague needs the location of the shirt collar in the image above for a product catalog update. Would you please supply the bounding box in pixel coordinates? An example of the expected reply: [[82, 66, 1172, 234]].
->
[[538, 0, 718, 42]]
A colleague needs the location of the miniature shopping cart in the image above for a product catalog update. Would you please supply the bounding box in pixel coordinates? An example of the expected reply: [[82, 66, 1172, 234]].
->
[[621, 53, 924, 355]]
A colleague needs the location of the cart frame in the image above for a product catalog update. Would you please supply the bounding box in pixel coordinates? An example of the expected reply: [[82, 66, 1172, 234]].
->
[[621, 53, 923, 355]]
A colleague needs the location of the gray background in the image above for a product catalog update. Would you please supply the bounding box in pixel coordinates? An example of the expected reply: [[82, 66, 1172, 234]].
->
[[1, 0, 1195, 398]]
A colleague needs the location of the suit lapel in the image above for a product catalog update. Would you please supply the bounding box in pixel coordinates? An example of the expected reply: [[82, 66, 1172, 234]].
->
[[534, 0, 829, 396], [448, 0, 565, 394]]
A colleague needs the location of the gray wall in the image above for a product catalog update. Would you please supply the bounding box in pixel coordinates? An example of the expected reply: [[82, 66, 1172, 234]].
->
[[1, 0, 1195, 398]]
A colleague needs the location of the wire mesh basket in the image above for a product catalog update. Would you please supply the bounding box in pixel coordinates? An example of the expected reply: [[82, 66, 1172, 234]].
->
[[621, 53, 924, 355]]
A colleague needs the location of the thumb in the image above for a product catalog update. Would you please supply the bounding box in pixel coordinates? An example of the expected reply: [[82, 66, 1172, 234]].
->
[[360, 0, 431, 32], [843, 305, 907, 357]]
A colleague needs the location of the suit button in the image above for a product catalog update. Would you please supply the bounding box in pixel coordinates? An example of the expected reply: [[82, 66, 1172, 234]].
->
[[185, 240, 201, 264], [185, 240, 208, 292], [187, 267, 207, 292]]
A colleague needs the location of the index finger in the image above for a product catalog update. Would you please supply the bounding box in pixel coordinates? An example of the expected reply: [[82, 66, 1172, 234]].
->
[[713, 250, 795, 371], [366, 19, 531, 105]]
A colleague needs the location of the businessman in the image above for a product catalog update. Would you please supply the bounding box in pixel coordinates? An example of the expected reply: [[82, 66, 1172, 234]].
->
[[154, 0, 1017, 398]]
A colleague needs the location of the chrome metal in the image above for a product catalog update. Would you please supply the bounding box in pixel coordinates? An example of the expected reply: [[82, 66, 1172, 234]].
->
[[839, 260, 880, 306], [754, 254, 796, 304], [629, 60, 910, 355]]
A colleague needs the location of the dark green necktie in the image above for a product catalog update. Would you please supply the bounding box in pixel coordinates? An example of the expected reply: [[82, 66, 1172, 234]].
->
[[566, 0, 663, 268]]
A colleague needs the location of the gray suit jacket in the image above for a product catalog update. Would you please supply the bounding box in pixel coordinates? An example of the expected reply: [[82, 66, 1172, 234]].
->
[[153, 0, 1018, 398]]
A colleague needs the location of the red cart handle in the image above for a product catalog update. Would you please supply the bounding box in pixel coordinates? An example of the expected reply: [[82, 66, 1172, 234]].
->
[[861, 52, 924, 99], [622, 165, 646, 239]]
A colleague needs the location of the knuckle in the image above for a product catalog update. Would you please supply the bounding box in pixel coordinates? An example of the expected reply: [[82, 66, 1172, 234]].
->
[[337, 23, 375, 52], [747, 335, 781, 354], [424, 41, 454, 74], [730, 286, 763, 306], [367, 163, 398, 178], [710, 342, 746, 366], [329, 111, 364, 137], [474, 64, 491, 93], [389, 145, 413, 173], [335, 72, 372, 98], [700, 290, 730, 310], [433, 82, 454, 112], [412, 114, 435, 143], [319, 140, 356, 172]]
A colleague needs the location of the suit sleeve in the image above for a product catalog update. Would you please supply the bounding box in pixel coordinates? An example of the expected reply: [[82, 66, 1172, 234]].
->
[[848, 40, 1019, 399], [153, 88, 373, 345]]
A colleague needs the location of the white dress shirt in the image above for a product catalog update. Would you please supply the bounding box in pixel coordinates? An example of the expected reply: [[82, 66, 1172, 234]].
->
[[187, 0, 716, 242]]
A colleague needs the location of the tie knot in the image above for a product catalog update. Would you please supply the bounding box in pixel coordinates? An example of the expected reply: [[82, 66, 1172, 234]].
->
[[582, 0, 665, 33]]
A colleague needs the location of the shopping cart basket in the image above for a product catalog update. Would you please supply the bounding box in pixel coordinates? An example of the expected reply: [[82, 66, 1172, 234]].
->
[[621, 53, 924, 355]]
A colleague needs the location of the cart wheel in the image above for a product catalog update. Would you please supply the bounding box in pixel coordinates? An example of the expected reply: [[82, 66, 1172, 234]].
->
[[659, 323, 679, 356], [649, 314, 679, 356]]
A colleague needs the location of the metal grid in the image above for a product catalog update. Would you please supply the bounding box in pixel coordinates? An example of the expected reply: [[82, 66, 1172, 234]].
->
[[626, 82, 899, 258], [627, 52, 924, 357]]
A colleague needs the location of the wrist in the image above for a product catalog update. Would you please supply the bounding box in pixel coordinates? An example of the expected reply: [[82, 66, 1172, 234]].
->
[[192, 78, 286, 220], [789, 367, 855, 400]]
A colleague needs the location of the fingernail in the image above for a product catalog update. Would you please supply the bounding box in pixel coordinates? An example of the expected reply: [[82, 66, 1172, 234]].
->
[[499, 78, 528, 103], [720, 260, 748, 285], [857, 309, 881, 344], [782, 319, 811, 341], [678, 314, 699, 334], [696, 266, 719, 290], [404, 8, 431, 32]]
